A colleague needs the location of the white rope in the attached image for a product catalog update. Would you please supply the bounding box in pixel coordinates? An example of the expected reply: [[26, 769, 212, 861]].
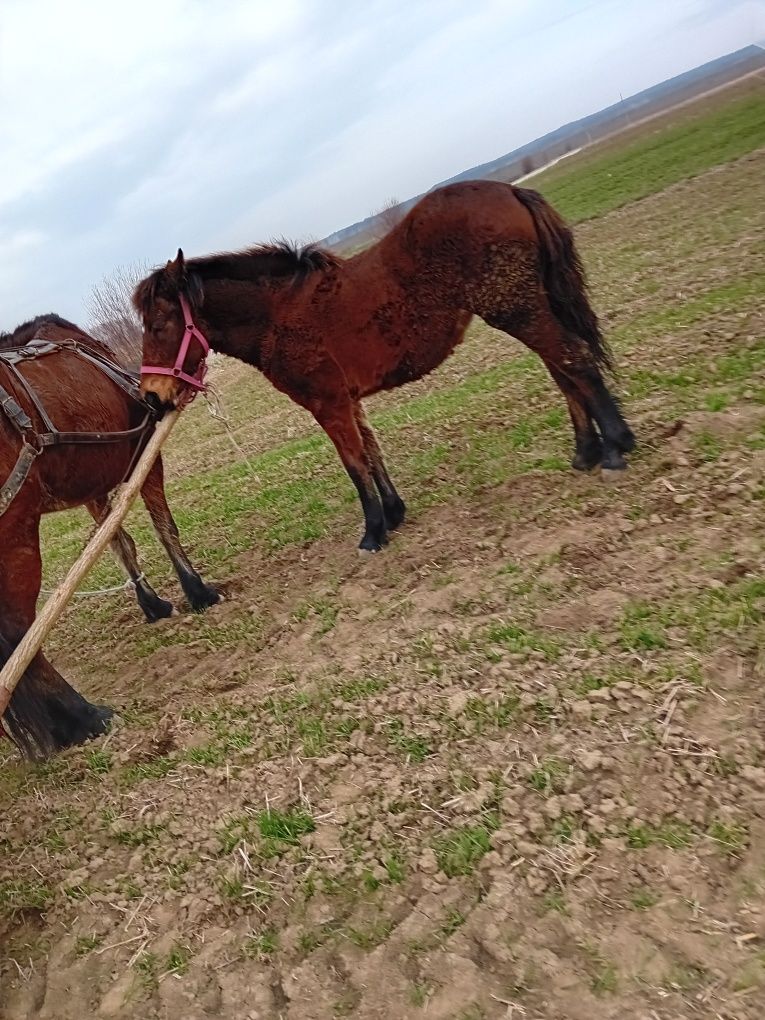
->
[[203, 384, 260, 481], [39, 573, 145, 599]]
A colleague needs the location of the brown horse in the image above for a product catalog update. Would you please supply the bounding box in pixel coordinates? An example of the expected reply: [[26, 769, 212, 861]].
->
[[0, 315, 219, 759], [136, 181, 635, 552]]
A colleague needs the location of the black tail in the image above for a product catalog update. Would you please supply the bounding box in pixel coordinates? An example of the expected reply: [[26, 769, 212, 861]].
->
[[512, 186, 612, 372]]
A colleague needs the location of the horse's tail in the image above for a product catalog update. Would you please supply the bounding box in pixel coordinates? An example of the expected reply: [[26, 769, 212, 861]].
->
[[512, 186, 612, 372]]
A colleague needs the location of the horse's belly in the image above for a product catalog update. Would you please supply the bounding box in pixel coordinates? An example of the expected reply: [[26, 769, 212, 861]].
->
[[38, 442, 136, 511], [367, 310, 472, 394]]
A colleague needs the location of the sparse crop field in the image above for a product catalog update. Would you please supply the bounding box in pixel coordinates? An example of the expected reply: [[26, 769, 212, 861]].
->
[[1, 79, 764, 1020]]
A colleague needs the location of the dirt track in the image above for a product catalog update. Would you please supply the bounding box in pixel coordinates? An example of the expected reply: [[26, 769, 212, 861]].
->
[[1, 150, 764, 1019]]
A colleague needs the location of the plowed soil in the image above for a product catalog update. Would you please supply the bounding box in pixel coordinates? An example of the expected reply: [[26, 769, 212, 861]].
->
[[1, 145, 764, 1018]]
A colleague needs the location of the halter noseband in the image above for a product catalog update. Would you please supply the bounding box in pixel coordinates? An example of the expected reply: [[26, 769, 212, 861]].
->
[[140, 294, 210, 401]]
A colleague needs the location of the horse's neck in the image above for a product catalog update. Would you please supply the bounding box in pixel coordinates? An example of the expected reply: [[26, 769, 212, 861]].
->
[[204, 279, 282, 369]]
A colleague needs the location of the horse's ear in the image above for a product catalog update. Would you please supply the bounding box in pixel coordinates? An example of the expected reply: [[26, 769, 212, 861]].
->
[[165, 249, 186, 285]]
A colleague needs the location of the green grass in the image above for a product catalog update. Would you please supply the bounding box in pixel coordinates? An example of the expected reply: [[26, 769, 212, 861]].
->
[[434, 824, 493, 877], [707, 820, 748, 856], [630, 888, 659, 911], [133, 951, 158, 989], [543, 890, 568, 914], [625, 819, 694, 850], [618, 579, 764, 658], [463, 693, 519, 731], [528, 757, 568, 794], [85, 748, 113, 775], [112, 823, 165, 848], [257, 807, 316, 844], [345, 919, 393, 949], [484, 622, 560, 662], [440, 907, 467, 938], [383, 854, 406, 884], [591, 961, 619, 996], [0, 879, 54, 913], [533, 86, 765, 223], [385, 719, 432, 763], [166, 944, 192, 975], [243, 929, 279, 958], [74, 933, 103, 956]]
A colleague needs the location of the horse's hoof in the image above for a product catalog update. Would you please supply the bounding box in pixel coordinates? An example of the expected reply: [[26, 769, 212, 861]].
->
[[358, 530, 388, 553], [93, 705, 115, 730], [571, 450, 601, 471], [571, 458, 600, 473], [189, 586, 223, 612], [85, 704, 115, 741], [141, 596, 175, 623]]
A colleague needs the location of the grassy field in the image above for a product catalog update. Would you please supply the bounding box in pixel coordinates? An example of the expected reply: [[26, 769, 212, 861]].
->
[[2, 79, 765, 1020], [522, 74, 765, 222], [37, 76, 765, 594]]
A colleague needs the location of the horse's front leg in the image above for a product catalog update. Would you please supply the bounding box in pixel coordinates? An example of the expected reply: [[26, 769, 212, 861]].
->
[[86, 499, 175, 622], [140, 458, 221, 612]]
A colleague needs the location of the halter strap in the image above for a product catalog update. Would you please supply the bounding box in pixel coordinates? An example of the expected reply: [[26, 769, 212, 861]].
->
[[140, 294, 210, 401]]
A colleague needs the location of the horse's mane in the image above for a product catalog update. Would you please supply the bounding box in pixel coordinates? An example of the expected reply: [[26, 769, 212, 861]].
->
[[188, 241, 339, 284], [0, 313, 82, 350], [0, 313, 138, 370], [134, 241, 339, 315]]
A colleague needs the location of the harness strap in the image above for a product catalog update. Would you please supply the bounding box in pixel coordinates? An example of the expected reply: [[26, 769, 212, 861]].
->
[[0, 338, 151, 446], [0, 336, 156, 519], [0, 383, 33, 432], [35, 418, 152, 446], [0, 442, 39, 516], [67, 343, 142, 401]]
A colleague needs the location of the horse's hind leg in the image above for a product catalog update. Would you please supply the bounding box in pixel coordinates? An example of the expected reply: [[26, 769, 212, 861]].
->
[[140, 459, 220, 612], [86, 499, 174, 622], [310, 397, 387, 551], [490, 307, 634, 470], [0, 509, 112, 758], [353, 404, 406, 530], [548, 367, 603, 471]]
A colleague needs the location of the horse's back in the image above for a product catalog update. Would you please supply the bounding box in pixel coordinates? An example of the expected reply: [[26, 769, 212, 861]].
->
[[399, 180, 538, 251], [0, 323, 144, 513]]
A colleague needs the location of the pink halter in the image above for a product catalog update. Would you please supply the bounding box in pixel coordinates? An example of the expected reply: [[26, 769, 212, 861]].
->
[[141, 294, 210, 402]]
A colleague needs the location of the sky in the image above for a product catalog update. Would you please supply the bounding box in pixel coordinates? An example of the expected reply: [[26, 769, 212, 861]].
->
[[1, 0, 762, 325]]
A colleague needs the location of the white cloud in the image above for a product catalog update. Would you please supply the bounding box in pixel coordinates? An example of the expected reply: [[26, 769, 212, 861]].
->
[[0, 0, 307, 208]]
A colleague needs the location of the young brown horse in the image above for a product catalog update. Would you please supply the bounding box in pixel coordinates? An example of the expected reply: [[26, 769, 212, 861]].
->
[[136, 181, 635, 552], [0, 315, 219, 759]]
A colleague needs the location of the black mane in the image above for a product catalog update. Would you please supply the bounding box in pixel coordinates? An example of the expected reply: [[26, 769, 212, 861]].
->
[[134, 241, 339, 316], [186, 241, 339, 284], [0, 313, 81, 350]]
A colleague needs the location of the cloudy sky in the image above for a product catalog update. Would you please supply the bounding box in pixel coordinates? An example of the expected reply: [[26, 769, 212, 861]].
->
[[1, 0, 761, 325]]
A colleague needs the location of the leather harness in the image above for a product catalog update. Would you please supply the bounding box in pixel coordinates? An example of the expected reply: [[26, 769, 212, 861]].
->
[[0, 337, 155, 517]]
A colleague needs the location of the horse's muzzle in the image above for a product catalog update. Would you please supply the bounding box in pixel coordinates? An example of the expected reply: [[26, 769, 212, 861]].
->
[[140, 373, 181, 409]]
